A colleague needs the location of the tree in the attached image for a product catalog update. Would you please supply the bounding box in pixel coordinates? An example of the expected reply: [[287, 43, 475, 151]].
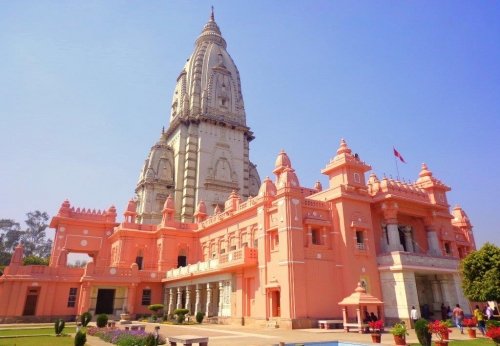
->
[[22, 211, 52, 258], [461, 242, 500, 302], [0, 211, 52, 265]]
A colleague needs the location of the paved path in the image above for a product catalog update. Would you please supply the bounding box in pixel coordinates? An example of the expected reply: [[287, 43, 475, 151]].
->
[[0, 322, 486, 346], [87, 322, 484, 346]]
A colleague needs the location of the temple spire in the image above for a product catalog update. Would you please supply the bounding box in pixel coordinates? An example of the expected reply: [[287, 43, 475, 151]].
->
[[210, 6, 215, 21]]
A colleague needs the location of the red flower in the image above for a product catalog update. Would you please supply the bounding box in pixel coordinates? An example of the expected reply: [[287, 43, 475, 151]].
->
[[486, 326, 500, 345], [369, 320, 384, 333], [428, 320, 452, 341], [463, 318, 477, 329]]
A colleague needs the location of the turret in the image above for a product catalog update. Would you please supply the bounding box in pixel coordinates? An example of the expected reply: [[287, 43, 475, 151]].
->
[[161, 195, 175, 225], [194, 201, 208, 223], [415, 163, 450, 206], [124, 199, 138, 223], [321, 139, 371, 189]]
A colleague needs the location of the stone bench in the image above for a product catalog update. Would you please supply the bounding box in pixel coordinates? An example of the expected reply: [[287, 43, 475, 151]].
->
[[168, 334, 209, 346], [318, 319, 343, 329], [107, 320, 116, 328], [124, 324, 146, 331]]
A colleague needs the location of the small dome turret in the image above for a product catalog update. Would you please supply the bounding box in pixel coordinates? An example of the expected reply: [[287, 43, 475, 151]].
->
[[336, 139, 352, 156], [418, 163, 433, 178], [258, 176, 277, 197], [277, 167, 300, 188], [194, 200, 208, 223]]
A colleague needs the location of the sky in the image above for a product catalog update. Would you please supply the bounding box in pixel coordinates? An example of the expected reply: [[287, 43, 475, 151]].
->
[[1, 1, 499, 249]]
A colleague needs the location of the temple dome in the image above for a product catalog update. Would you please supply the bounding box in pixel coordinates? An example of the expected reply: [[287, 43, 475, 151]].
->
[[258, 176, 277, 197]]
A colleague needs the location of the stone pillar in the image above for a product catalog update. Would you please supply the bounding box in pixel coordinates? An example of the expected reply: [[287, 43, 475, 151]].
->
[[218, 281, 224, 317], [381, 225, 389, 253], [194, 284, 201, 315], [126, 283, 137, 315], [185, 285, 192, 314], [205, 283, 212, 317], [404, 227, 414, 253], [431, 280, 442, 310], [383, 203, 403, 251], [426, 229, 441, 256], [168, 288, 175, 315], [387, 223, 403, 251], [439, 278, 451, 306], [176, 287, 183, 310]]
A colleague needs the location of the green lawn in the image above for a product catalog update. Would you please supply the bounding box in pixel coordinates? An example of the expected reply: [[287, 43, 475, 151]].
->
[[0, 335, 74, 346], [449, 340, 494, 346], [0, 327, 75, 336], [0, 327, 79, 346]]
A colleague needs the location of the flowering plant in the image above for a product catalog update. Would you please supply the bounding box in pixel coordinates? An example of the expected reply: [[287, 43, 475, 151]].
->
[[428, 320, 452, 341], [486, 326, 500, 346], [369, 320, 384, 334], [463, 317, 477, 330]]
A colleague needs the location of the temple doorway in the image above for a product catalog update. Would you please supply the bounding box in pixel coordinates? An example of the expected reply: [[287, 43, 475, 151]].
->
[[95, 289, 115, 314], [23, 287, 40, 316]]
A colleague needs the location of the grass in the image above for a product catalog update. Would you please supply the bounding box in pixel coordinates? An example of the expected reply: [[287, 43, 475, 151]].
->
[[449, 339, 494, 346], [0, 335, 75, 346], [0, 327, 79, 346], [0, 327, 75, 336]]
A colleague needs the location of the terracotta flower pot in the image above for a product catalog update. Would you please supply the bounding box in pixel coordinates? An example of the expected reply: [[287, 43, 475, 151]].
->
[[467, 329, 476, 338], [434, 341, 448, 346], [394, 335, 406, 345], [371, 333, 381, 343]]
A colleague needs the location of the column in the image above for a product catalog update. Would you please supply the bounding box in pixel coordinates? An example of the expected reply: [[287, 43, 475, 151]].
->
[[383, 203, 403, 251], [387, 223, 403, 251], [431, 280, 443, 310], [218, 281, 224, 317], [205, 283, 212, 317], [127, 283, 137, 315], [176, 287, 183, 310], [194, 284, 201, 315], [168, 288, 175, 315], [439, 278, 451, 306], [380, 224, 388, 252], [404, 227, 414, 253], [185, 285, 192, 314]]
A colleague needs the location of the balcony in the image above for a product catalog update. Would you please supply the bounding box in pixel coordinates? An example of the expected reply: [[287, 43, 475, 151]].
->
[[165, 247, 258, 281], [377, 251, 460, 272]]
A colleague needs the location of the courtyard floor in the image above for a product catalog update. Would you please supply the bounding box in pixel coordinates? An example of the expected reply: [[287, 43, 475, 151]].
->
[[0, 322, 484, 346]]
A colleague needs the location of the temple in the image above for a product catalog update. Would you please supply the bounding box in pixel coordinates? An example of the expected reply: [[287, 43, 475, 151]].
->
[[0, 12, 476, 328]]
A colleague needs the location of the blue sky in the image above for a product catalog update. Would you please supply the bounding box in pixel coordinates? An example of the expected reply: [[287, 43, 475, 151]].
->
[[1, 1, 499, 248]]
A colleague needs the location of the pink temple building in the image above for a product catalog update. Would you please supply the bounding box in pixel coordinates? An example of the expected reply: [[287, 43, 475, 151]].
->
[[0, 12, 476, 329]]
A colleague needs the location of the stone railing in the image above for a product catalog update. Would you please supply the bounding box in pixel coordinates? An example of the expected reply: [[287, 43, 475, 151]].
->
[[165, 247, 258, 280], [377, 252, 459, 271]]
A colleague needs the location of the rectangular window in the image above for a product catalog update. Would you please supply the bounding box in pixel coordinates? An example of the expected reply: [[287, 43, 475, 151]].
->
[[220, 248, 226, 254], [312, 229, 322, 245], [356, 230, 365, 250], [444, 242, 451, 255], [229, 245, 237, 251], [141, 289, 151, 306], [270, 231, 279, 251], [67, 287, 78, 308]]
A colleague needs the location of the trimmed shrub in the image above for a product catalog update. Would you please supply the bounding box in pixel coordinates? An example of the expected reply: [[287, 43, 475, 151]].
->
[[173, 308, 189, 324], [96, 313, 109, 328], [74, 330, 87, 346], [415, 318, 432, 346], [80, 311, 92, 327], [196, 311, 205, 324], [54, 319, 65, 335]]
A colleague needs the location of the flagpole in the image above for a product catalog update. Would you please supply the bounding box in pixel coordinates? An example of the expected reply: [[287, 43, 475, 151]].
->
[[393, 147, 400, 180]]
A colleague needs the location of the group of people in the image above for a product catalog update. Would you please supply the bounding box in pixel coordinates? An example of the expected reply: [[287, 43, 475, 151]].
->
[[443, 303, 496, 336]]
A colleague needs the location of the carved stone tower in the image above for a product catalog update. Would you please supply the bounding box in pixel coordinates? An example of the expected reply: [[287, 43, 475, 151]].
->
[[136, 11, 260, 223]]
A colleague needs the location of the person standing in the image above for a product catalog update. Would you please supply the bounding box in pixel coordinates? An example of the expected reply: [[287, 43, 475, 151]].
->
[[453, 304, 464, 334], [410, 306, 419, 328], [486, 305, 494, 320], [474, 305, 486, 336]]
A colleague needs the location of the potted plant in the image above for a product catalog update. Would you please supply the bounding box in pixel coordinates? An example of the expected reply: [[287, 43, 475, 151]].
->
[[148, 304, 164, 322], [428, 320, 452, 346], [391, 322, 408, 345], [463, 317, 477, 338], [369, 320, 384, 343], [486, 326, 500, 346]]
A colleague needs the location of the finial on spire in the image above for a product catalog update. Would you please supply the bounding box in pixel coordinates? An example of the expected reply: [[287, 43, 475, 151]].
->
[[210, 6, 215, 21]]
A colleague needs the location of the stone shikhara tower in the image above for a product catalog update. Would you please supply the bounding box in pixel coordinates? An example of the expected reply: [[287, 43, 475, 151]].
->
[[136, 11, 261, 223]]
